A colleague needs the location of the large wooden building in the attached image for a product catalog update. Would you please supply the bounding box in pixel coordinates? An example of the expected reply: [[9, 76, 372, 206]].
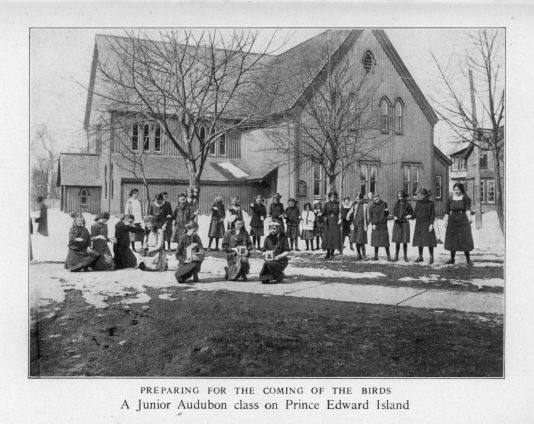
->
[[59, 29, 450, 217]]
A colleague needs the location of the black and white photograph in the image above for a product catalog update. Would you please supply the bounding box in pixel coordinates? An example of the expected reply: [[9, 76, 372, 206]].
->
[[28, 26, 505, 378]]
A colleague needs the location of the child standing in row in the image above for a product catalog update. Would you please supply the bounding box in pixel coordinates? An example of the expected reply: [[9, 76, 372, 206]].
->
[[323, 191, 341, 260], [346, 193, 370, 260], [340, 197, 354, 251], [207, 193, 225, 251], [313, 200, 325, 250], [249, 195, 267, 250], [413, 188, 437, 264], [369, 193, 392, 261], [300, 202, 316, 251], [392, 190, 414, 262], [285, 198, 301, 251], [268, 193, 285, 232], [228, 195, 243, 230]]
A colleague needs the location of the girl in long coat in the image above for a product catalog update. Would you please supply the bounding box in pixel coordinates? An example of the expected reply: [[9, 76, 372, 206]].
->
[[392, 190, 415, 262], [260, 222, 290, 284], [444, 182, 474, 265], [300, 202, 316, 251], [175, 221, 204, 283], [313, 201, 325, 251], [249, 195, 267, 250], [284, 198, 301, 251], [340, 197, 354, 250], [227, 195, 243, 230], [268, 193, 285, 233], [148, 193, 170, 241], [323, 191, 341, 259], [90, 212, 115, 271], [171, 193, 192, 243], [34, 196, 48, 236], [369, 193, 393, 261], [161, 192, 174, 250], [347, 193, 370, 260], [113, 214, 143, 269], [65, 213, 100, 271], [207, 193, 225, 251], [138, 215, 167, 271], [412, 188, 438, 264], [124, 189, 144, 251], [222, 217, 253, 281]]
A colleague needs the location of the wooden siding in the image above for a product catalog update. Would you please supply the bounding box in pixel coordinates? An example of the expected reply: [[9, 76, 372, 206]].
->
[[121, 180, 273, 216], [434, 155, 449, 217], [61, 186, 101, 214]]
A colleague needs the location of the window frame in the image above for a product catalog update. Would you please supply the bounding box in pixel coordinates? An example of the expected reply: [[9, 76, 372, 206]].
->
[[479, 153, 488, 169], [486, 180, 496, 204], [362, 50, 375, 73], [402, 163, 421, 198], [80, 188, 89, 206], [379, 97, 391, 134], [435, 175, 443, 200], [131, 123, 139, 151], [394, 98, 404, 134], [313, 163, 328, 198], [154, 124, 161, 153], [360, 162, 379, 196], [142, 123, 150, 152], [218, 133, 227, 157], [458, 157, 467, 171]]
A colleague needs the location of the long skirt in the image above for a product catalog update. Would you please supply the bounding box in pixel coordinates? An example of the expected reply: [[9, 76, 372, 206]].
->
[[91, 240, 115, 271], [444, 213, 474, 251], [65, 249, 100, 271], [138, 249, 167, 271], [371, 224, 390, 247], [208, 219, 225, 238], [392, 221, 411, 244], [342, 220, 351, 238], [113, 245, 137, 269], [163, 223, 173, 244], [259, 258, 288, 283], [129, 224, 144, 243], [250, 225, 264, 237], [175, 261, 202, 282], [226, 252, 250, 280], [171, 223, 187, 243], [314, 224, 324, 238], [350, 224, 368, 245], [301, 229, 315, 240], [286, 224, 299, 239], [323, 217, 340, 249], [412, 219, 437, 247]]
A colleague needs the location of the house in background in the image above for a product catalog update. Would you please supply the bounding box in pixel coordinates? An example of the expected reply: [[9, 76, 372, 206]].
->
[[449, 127, 504, 213], [58, 29, 450, 216]]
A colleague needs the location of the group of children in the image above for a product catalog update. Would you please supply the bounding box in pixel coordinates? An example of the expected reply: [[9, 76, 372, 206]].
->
[[63, 182, 475, 285]]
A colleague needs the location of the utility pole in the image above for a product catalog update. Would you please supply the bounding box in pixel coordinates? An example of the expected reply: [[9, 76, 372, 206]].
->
[[469, 69, 483, 229]]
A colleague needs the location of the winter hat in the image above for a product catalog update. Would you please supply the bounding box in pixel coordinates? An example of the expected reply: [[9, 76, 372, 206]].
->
[[288, 197, 296, 204], [156, 193, 164, 201], [357, 193, 365, 200], [268, 221, 281, 229], [273, 193, 282, 200], [397, 190, 408, 198], [418, 188, 431, 198], [328, 191, 338, 199]]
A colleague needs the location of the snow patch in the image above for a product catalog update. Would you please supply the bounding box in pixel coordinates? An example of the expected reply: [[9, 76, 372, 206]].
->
[[217, 161, 249, 178]]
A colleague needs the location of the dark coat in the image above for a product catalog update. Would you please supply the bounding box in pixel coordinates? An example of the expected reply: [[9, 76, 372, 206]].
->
[[65, 226, 100, 271], [369, 201, 390, 247], [260, 233, 290, 282], [392, 200, 414, 244], [284, 206, 300, 239], [208, 201, 225, 238], [323, 201, 341, 249], [444, 196, 474, 252], [222, 228, 253, 280], [412, 199, 437, 247], [228, 203, 243, 230], [340, 205, 352, 237], [148, 201, 171, 230], [250, 202, 267, 227], [90, 222, 115, 271], [35, 203, 48, 236], [113, 221, 142, 269], [269, 202, 285, 231], [172, 203, 192, 242], [175, 233, 204, 281]]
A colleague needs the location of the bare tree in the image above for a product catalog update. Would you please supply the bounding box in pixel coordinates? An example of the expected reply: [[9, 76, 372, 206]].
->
[[31, 125, 59, 200], [91, 29, 281, 197], [432, 29, 504, 232]]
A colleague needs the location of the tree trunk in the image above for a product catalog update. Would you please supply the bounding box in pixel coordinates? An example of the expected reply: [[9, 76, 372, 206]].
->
[[492, 149, 504, 234], [143, 181, 151, 215]]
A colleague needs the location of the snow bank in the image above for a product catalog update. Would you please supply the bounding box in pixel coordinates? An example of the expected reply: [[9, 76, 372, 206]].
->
[[217, 161, 249, 178]]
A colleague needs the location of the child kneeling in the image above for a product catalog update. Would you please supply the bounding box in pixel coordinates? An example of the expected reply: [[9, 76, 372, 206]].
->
[[175, 221, 204, 283], [259, 222, 290, 284]]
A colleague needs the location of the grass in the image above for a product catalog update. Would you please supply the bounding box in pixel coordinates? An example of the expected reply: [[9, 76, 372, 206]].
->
[[30, 287, 503, 377]]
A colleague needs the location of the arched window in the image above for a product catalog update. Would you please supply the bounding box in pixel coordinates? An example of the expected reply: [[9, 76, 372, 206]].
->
[[395, 98, 404, 134], [143, 123, 150, 151], [154, 124, 161, 152], [379, 97, 391, 133], [362, 51, 375, 73], [80, 188, 89, 206]]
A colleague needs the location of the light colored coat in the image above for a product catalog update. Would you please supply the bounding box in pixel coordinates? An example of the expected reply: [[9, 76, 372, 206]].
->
[[124, 198, 143, 224], [300, 210, 316, 231], [346, 202, 370, 231]]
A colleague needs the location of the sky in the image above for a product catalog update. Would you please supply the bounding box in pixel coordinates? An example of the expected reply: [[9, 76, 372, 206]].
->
[[29, 28, 504, 156]]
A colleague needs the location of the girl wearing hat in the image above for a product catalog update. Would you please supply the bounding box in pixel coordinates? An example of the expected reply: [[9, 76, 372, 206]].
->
[[260, 222, 290, 284], [268, 193, 285, 232], [138, 215, 167, 271], [124, 188, 144, 252], [300, 202, 316, 251], [249, 194, 267, 250], [207, 193, 225, 251], [444, 183, 474, 265], [175, 221, 204, 283], [392, 190, 415, 262], [313, 200, 325, 250], [369, 193, 393, 261], [222, 217, 253, 281], [347, 193, 370, 260], [412, 188, 437, 264], [323, 191, 341, 259], [171, 193, 192, 244], [90, 212, 115, 271], [340, 196, 354, 251], [65, 213, 101, 272], [285, 198, 301, 251], [227, 195, 243, 230], [113, 214, 144, 269]]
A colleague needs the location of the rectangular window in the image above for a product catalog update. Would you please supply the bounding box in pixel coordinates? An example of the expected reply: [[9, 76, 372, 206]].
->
[[143, 124, 150, 152], [219, 134, 226, 157], [402, 163, 421, 197], [360, 163, 379, 195], [360, 164, 369, 195], [411, 165, 419, 196], [480, 180, 485, 203], [435, 175, 442, 200], [370, 165, 377, 194], [313, 163, 328, 198], [479, 154, 488, 169], [132, 124, 139, 151], [402, 165, 410, 195], [459, 158, 467, 171], [154, 125, 161, 153], [487, 180, 495, 203]]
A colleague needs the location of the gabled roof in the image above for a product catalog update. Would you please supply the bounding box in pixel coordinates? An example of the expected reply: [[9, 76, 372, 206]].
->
[[450, 144, 474, 159], [449, 126, 504, 158], [434, 146, 453, 166], [57, 153, 101, 186]]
